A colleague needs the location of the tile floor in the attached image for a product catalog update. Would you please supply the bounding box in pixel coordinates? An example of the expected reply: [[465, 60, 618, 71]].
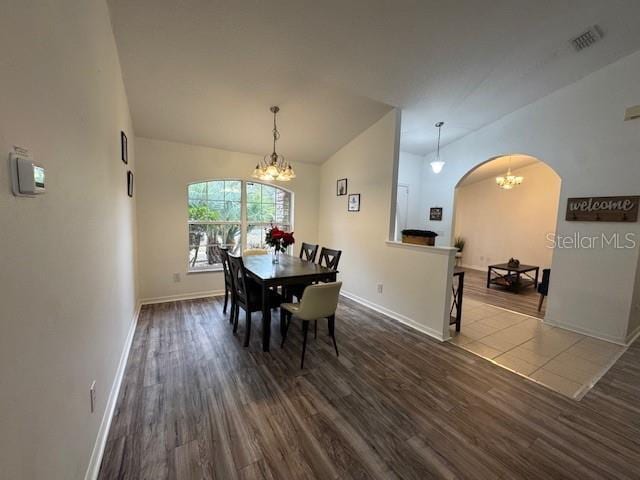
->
[[449, 298, 626, 399]]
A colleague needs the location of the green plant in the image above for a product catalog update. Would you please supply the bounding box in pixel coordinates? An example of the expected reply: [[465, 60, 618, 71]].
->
[[454, 236, 465, 252]]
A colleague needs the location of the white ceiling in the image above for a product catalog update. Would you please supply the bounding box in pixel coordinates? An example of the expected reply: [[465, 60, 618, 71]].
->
[[108, 0, 640, 163], [457, 154, 540, 187]]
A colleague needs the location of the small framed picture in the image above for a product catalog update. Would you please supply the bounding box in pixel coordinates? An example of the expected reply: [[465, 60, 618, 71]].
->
[[127, 170, 134, 197], [121, 131, 128, 164], [337, 178, 348, 196], [348, 193, 360, 212], [430, 207, 443, 221]]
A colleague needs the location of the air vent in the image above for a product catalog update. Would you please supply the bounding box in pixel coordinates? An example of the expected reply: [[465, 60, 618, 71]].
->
[[571, 25, 603, 52]]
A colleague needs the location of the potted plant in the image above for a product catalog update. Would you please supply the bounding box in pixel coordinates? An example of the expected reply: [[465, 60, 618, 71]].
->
[[454, 236, 465, 252], [265, 225, 295, 263], [401, 229, 438, 246], [453, 236, 465, 266]]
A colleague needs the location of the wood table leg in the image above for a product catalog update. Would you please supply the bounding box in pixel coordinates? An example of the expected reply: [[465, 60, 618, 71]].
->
[[534, 268, 539, 289], [262, 283, 271, 352], [280, 286, 291, 336], [486, 268, 492, 288]]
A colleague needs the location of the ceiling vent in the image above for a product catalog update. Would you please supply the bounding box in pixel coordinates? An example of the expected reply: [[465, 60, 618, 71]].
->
[[570, 25, 603, 52]]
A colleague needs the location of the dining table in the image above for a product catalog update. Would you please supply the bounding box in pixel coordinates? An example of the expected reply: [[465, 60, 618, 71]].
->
[[242, 253, 338, 351]]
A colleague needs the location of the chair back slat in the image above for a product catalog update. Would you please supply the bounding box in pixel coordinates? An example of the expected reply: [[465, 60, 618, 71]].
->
[[220, 248, 233, 290], [318, 247, 342, 270], [299, 242, 319, 262], [538, 268, 551, 295], [297, 281, 342, 320], [228, 254, 249, 304]]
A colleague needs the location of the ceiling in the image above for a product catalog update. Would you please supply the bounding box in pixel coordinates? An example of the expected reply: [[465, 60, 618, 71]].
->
[[457, 154, 541, 187], [108, 0, 640, 163]]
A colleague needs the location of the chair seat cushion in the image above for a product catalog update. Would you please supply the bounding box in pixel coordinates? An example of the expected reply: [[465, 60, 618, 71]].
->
[[280, 302, 300, 315]]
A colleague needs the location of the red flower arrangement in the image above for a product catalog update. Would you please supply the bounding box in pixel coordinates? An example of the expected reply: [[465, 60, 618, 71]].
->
[[265, 225, 295, 253]]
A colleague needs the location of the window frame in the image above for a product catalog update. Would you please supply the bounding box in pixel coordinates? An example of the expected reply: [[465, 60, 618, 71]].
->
[[186, 178, 294, 273]]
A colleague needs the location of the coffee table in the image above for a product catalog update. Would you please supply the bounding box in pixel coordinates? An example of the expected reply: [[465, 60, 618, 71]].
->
[[487, 263, 539, 293]]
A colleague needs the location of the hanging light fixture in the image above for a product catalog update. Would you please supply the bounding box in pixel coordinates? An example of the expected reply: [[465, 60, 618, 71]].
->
[[496, 155, 524, 190], [251, 106, 296, 181], [430, 121, 445, 174]]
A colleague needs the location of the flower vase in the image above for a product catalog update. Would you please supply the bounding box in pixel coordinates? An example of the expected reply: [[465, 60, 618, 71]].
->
[[272, 249, 280, 264]]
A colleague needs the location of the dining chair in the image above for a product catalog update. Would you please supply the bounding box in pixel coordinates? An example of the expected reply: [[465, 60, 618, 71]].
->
[[228, 254, 282, 347], [537, 268, 551, 311], [280, 281, 342, 368], [318, 247, 342, 270], [299, 242, 319, 262], [243, 248, 269, 256], [219, 248, 234, 317]]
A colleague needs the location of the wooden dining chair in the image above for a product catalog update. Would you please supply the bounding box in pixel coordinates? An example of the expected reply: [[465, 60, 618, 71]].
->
[[537, 268, 551, 312], [280, 281, 342, 368], [318, 247, 342, 270], [299, 242, 319, 262], [219, 248, 234, 317], [228, 254, 282, 347]]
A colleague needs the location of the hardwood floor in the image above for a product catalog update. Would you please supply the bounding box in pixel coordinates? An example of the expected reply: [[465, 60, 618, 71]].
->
[[98, 296, 640, 479], [461, 267, 545, 319]]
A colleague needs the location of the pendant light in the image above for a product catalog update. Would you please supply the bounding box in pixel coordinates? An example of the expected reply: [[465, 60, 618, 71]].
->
[[430, 121, 445, 174], [496, 155, 524, 190], [251, 106, 296, 181]]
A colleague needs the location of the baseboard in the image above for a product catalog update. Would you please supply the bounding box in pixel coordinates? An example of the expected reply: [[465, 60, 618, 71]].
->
[[459, 264, 485, 272], [140, 290, 225, 305], [625, 322, 640, 346], [84, 301, 141, 480], [543, 317, 627, 346], [340, 290, 447, 342]]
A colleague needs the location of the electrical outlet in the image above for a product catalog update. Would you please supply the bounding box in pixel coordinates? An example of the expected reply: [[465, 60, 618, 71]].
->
[[377, 283, 383, 294], [89, 381, 96, 413], [173, 273, 181, 283]]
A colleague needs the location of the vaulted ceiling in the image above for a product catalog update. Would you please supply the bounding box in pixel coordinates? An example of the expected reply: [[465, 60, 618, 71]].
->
[[108, 0, 640, 163]]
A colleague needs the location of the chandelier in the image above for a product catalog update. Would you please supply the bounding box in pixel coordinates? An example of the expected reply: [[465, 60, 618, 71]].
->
[[430, 121, 445, 174], [496, 157, 523, 190], [252, 106, 296, 182]]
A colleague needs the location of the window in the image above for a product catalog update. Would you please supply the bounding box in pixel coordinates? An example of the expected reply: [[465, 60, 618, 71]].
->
[[188, 180, 293, 271]]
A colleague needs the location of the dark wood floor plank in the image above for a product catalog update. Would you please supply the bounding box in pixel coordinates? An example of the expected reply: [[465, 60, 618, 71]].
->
[[98, 296, 640, 480]]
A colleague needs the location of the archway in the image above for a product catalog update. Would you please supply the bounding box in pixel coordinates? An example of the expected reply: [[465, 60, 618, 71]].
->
[[451, 154, 561, 319]]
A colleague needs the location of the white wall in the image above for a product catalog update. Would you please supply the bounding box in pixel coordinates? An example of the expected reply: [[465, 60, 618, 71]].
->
[[397, 151, 425, 230], [0, 1, 137, 479], [416, 50, 640, 344], [135, 137, 321, 301], [319, 110, 455, 341], [454, 162, 561, 271]]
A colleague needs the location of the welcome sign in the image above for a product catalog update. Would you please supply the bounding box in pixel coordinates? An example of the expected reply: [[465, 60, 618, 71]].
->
[[566, 196, 639, 222]]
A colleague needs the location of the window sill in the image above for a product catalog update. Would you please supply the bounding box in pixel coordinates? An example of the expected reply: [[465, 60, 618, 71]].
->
[[187, 267, 223, 274]]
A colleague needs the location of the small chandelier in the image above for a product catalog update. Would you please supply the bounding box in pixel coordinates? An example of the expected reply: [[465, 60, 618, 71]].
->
[[496, 156, 524, 190], [430, 121, 445, 174], [252, 106, 296, 182]]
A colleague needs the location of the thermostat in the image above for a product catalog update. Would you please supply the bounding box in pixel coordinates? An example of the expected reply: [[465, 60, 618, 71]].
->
[[10, 148, 46, 197]]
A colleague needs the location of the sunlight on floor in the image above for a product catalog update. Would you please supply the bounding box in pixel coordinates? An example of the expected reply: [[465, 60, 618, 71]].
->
[[449, 299, 626, 399]]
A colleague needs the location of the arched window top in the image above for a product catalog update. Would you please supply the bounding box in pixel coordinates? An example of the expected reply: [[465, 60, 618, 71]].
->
[[187, 180, 293, 271]]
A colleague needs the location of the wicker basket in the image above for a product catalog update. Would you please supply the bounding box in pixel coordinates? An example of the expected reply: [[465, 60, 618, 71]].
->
[[402, 234, 436, 246]]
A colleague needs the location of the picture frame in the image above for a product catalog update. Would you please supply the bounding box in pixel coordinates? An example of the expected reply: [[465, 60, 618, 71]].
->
[[348, 193, 360, 212], [337, 178, 348, 196], [429, 207, 443, 221], [127, 170, 134, 198], [121, 131, 128, 164]]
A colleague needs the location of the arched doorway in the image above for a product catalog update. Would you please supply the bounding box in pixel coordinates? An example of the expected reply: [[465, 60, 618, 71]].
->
[[451, 154, 561, 319]]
